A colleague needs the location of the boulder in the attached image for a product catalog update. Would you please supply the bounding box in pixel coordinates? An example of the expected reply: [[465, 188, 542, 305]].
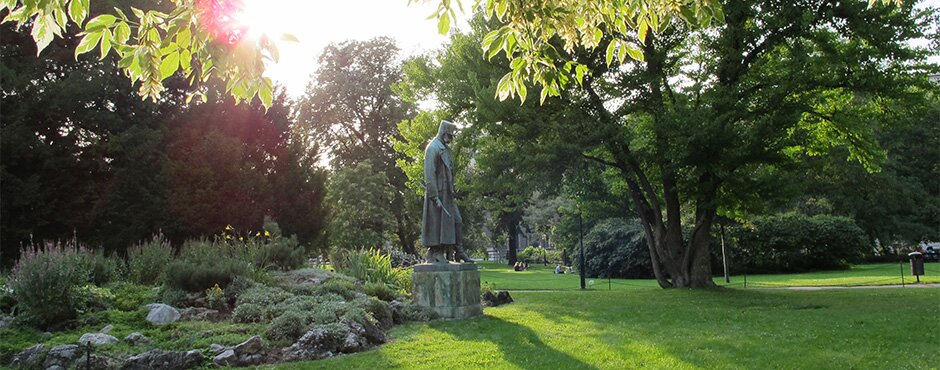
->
[[482, 290, 514, 307], [43, 344, 81, 369], [282, 321, 384, 362], [146, 304, 181, 325], [122, 349, 203, 370], [100, 324, 114, 334], [209, 343, 226, 354], [9, 344, 45, 369], [213, 335, 266, 367], [0, 315, 14, 329], [124, 332, 151, 345], [79, 332, 119, 346], [212, 349, 236, 366]]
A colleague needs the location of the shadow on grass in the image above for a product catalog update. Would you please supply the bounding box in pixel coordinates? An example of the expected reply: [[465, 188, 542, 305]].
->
[[428, 315, 600, 370]]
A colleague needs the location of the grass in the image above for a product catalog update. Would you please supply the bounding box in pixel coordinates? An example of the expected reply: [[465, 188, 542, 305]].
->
[[271, 287, 939, 369], [476, 261, 940, 291]]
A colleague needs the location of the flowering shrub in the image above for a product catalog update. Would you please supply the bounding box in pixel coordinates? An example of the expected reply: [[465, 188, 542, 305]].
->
[[9, 243, 91, 328], [127, 235, 174, 285]]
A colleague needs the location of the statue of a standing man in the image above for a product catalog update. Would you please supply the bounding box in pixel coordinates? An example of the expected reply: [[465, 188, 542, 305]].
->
[[422, 120, 473, 264]]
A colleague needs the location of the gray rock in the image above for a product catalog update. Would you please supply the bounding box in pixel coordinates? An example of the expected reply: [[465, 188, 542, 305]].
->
[[233, 335, 263, 355], [209, 343, 225, 354], [43, 344, 80, 369], [282, 321, 383, 362], [100, 324, 114, 333], [482, 290, 514, 307], [122, 349, 203, 370], [0, 315, 14, 328], [9, 344, 45, 369], [212, 349, 236, 366], [78, 332, 119, 346], [146, 303, 181, 325], [124, 332, 151, 345], [46, 365, 65, 370]]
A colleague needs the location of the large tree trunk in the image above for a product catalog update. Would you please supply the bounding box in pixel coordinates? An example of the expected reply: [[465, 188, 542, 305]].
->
[[506, 218, 519, 265]]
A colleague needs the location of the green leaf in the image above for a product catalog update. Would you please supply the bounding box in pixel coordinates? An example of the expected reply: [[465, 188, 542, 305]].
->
[[605, 40, 616, 66], [575, 64, 587, 84], [496, 72, 512, 101], [99, 28, 112, 59], [259, 84, 273, 108], [31, 14, 56, 56], [592, 28, 603, 44], [515, 76, 527, 104], [176, 26, 191, 48], [53, 8, 67, 32], [160, 51, 179, 79], [68, 0, 88, 25], [437, 11, 450, 34], [180, 48, 191, 71], [74, 30, 102, 59], [113, 21, 130, 44], [637, 19, 648, 42], [131, 7, 145, 20], [85, 14, 116, 31], [624, 44, 644, 61]]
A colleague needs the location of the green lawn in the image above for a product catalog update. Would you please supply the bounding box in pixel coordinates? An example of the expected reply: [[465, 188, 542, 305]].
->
[[274, 287, 939, 369], [476, 261, 940, 291]]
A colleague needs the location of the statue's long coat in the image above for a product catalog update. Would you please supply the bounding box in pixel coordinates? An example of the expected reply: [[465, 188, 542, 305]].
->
[[421, 136, 461, 246]]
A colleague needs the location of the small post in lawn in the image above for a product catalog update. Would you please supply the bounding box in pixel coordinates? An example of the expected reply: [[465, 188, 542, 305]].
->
[[579, 210, 586, 290], [899, 256, 905, 287], [720, 223, 730, 284]]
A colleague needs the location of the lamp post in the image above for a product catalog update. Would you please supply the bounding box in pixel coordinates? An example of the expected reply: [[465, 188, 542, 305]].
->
[[579, 209, 585, 290]]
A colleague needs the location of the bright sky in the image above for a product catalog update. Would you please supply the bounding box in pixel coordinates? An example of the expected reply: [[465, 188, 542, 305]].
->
[[238, 0, 470, 98]]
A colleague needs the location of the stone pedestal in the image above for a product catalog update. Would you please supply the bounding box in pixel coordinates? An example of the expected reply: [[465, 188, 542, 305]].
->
[[412, 263, 482, 319]]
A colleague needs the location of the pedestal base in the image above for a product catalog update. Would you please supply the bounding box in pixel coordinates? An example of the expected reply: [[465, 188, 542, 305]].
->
[[412, 263, 482, 319]]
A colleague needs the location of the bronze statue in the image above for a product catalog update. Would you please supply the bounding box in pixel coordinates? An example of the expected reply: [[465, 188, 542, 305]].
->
[[422, 120, 472, 263]]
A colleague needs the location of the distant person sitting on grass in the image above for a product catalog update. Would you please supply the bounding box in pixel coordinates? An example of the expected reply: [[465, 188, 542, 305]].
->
[[514, 262, 522, 271], [555, 265, 563, 274]]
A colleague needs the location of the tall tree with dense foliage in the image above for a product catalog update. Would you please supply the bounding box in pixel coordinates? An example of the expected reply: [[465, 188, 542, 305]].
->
[[407, 1, 935, 288], [296, 37, 420, 254]]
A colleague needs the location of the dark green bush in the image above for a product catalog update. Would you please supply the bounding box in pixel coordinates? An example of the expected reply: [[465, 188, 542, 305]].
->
[[317, 279, 357, 300], [9, 243, 91, 329], [109, 282, 157, 311], [394, 302, 437, 322], [732, 213, 868, 273], [355, 297, 393, 329], [518, 246, 548, 264], [232, 303, 269, 323], [265, 310, 312, 342], [127, 235, 174, 285], [81, 251, 122, 286], [253, 235, 306, 271], [157, 287, 188, 307], [362, 282, 400, 302], [164, 240, 250, 292], [575, 218, 652, 279]]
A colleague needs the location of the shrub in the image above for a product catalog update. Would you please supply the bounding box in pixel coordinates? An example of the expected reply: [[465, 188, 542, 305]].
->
[[74, 284, 115, 313], [266, 310, 312, 342], [253, 235, 306, 271], [394, 302, 437, 322], [205, 284, 227, 311], [127, 235, 174, 285], [362, 282, 400, 302], [518, 246, 548, 264], [576, 218, 652, 279], [355, 297, 393, 329], [157, 287, 188, 307], [164, 240, 250, 292], [81, 251, 122, 286], [9, 243, 91, 328], [232, 303, 269, 323], [317, 279, 357, 300], [109, 282, 156, 311], [731, 213, 868, 273], [236, 284, 292, 307]]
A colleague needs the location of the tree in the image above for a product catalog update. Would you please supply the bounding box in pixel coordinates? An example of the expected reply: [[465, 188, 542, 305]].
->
[[324, 160, 394, 250], [296, 37, 421, 254], [0, 15, 185, 261], [408, 2, 935, 288]]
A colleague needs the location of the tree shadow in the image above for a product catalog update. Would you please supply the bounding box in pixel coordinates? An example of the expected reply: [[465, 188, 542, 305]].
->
[[427, 315, 600, 370]]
